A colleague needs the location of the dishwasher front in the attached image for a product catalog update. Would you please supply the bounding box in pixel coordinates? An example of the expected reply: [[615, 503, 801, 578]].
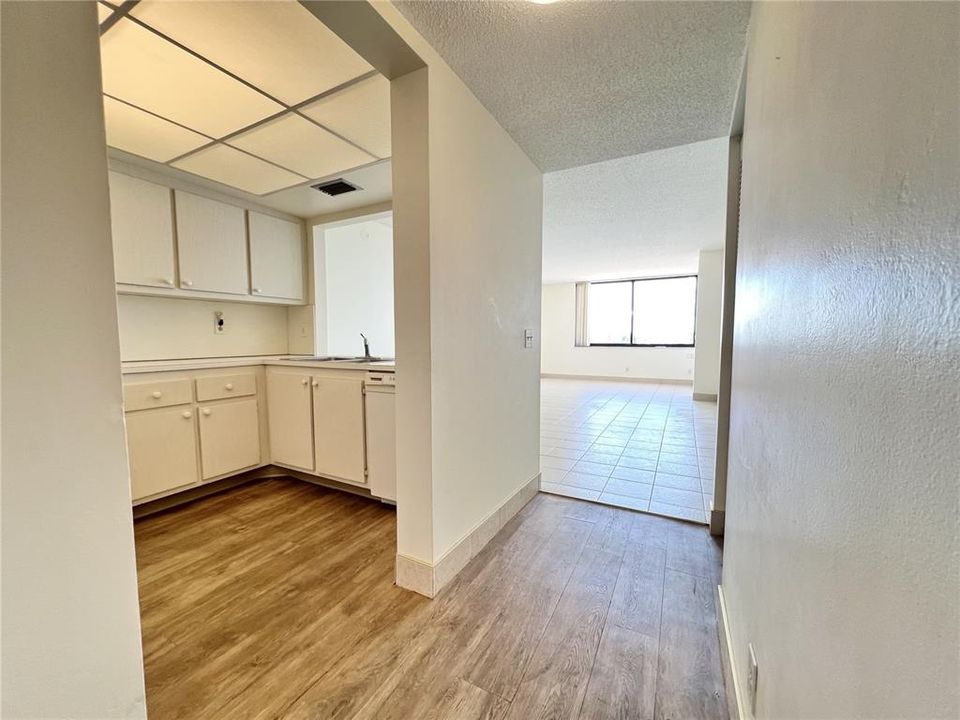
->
[[364, 372, 396, 503]]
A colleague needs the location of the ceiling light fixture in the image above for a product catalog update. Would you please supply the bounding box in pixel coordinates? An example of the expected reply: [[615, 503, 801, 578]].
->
[[530, 0, 560, 4]]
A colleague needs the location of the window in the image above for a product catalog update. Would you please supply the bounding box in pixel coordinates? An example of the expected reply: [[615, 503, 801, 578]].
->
[[586, 275, 697, 347]]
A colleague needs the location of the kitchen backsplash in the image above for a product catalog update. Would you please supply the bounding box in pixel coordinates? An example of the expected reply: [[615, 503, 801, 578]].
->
[[116, 294, 290, 361]]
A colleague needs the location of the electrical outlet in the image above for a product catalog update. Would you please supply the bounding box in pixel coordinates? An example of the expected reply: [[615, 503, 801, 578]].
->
[[747, 643, 759, 715], [214, 311, 226, 335]]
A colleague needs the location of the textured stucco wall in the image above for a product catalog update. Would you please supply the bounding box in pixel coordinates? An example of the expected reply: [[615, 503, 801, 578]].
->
[[722, 2, 959, 718]]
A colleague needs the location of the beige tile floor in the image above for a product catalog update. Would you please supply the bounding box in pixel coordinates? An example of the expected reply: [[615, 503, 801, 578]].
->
[[540, 377, 718, 524]]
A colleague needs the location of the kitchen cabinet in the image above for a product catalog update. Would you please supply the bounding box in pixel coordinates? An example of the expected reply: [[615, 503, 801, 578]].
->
[[108, 172, 176, 288], [249, 212, 305, 301], [126, 405, 198, 501], [312, 375, 366, 484], [266, 368, 314, 471], [198, 396, 261, 479], [174, 190, 248, 295]]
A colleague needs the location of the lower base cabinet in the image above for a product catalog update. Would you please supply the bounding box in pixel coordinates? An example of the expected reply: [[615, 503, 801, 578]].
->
[[123, 365, 395, 505], [199, 396, 261, 479], [266, 368, 314, 471], [127, 405, 198, 501], [312, 375, 366, 484]]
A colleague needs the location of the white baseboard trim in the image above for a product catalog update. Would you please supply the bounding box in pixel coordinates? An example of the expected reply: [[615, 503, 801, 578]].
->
[[717, 585, 745, 720], [693, 392, 719, 401], [396, 472, 541, 598], [541, 372, 692, 385], [709, 506, 725, 536]]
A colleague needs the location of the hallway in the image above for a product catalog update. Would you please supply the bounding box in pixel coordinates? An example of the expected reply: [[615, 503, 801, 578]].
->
[[541, 378, 718, 524]]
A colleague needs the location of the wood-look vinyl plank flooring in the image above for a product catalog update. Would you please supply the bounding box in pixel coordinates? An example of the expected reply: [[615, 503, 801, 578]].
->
[[135, 478, 727, 720]]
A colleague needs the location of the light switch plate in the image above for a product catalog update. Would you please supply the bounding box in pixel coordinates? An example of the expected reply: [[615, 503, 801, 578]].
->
[[523, 329, 534, 349]]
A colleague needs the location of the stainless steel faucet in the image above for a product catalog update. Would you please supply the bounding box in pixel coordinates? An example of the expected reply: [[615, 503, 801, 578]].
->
[[360, 333, 372, 360]]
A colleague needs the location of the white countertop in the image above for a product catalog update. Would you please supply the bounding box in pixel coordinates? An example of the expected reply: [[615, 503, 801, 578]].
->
[[121, 355, 396, 375]]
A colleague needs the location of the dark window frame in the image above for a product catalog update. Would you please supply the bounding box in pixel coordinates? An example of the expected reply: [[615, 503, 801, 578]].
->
[[587, 274, 698, 348]]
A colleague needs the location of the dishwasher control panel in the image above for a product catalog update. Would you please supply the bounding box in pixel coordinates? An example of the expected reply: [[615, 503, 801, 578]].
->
[[365, 371, 396, 387]]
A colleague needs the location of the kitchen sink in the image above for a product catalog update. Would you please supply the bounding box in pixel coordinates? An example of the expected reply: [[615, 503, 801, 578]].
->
[[330, 356, 394, 363], [285, 356, 394, 363]]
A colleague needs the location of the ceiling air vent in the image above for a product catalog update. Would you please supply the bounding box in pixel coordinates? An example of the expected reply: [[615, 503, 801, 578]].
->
[[312, 178, 361, 196]]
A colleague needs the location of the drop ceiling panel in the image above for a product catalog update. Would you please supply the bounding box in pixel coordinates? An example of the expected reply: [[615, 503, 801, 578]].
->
[[172, 144, 304, 196], [103, 96, 210, 163], [130, 1, 373, 106], [228, 113, 375, 181], [98, 3, 112, 22], [100, 18, 283, 138], [301, 75, 392, 159]]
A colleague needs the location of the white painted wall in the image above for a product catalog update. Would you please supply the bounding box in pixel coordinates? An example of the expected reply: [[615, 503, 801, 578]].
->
[[117, 295, 290, 360], [1, 3, 147, 716], [379, 5, 543, 571], [541, 283, 693, 381], [543, 138, 728, 283], [390, 67, 434, 566], [324, 218, 395, 358], [693, 249, 723, 397], [723, 3, 959, 718], [426, 59, 543, 562]]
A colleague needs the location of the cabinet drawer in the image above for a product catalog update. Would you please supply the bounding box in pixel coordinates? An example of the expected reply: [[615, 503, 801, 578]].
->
[[196, 373, 256, 401], [123, 378, 193, 411]]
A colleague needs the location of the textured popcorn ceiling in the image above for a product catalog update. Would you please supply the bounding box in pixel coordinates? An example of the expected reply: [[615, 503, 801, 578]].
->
[[395, 1, 751, 171], [542, 138, 728, 283]]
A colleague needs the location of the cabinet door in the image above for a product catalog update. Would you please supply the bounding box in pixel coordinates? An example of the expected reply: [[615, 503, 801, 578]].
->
[[266, 368, 314, 471], [249, 212, 305, 301], [198, 397, 261, 479], [108, 172, 176, 288], [126, 406, 198, 500], [174, 190, 248, 295], [312, 376, 365, 483]]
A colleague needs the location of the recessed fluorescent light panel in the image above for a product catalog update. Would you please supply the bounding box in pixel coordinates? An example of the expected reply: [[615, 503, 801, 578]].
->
[[99, 2, 390, 199], [103, 96, 209, 163], [172, 144, 305, 196], [228, 113, 374, 180], [301, 75, 392, 159], [100, 18, 282, 138], [130, 1, 373, 105]]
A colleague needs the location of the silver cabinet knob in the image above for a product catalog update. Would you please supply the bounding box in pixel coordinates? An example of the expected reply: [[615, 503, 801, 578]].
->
[[201, 408, 212, 416], [301, 378, 309, 385], [225, 383, 234, 391], [311, 381, 319, 387], [162, 278, 174, 286], [151, 391, 162, 399], [182, 411, 192, 419], [182, 280, 193, 287], [252, 287, 262, 294]]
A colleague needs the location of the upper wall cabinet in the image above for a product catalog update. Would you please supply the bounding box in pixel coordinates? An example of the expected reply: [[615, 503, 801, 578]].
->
[[108, 172, 176, 288], [108, 172, 306, 305], [174, 190, 249, 295], [248, 212, 305, 301]]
